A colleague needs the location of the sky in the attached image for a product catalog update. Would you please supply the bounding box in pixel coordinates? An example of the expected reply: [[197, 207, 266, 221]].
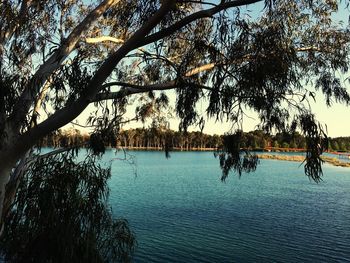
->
[[69, 88, 350, 138], [66, 1, 350, 138]]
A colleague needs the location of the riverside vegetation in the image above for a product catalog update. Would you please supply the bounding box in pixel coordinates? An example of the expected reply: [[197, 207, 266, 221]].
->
[[41, 127, 350, 152], [257, 154, 350, 168], [40, 127, 350, 168]]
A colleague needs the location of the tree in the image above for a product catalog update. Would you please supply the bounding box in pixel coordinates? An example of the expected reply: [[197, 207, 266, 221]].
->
[[1, 0, 350, 231], [0, 152, 135, 263], [332, 140, 340, 151], [281, 142, 290, 149], [273, 140, 280, 148]]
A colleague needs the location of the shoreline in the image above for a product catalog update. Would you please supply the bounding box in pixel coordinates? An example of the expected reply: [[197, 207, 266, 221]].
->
[[116, 147, 350, 168], [114, 146, 217, 151], [257, 154, 350, 168]]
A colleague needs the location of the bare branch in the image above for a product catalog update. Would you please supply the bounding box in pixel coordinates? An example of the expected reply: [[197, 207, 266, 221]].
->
[[93, 81, 178, 101], [185, 63, 216, 76], [86, 36, 125, 44]]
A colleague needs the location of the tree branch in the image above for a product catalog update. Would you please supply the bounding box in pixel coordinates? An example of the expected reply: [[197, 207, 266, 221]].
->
[[138, 0, 263, 47], [185, 63, 216, 76], [19, 0, 176, 154], [86, 36, 125, 44], [93, 43, 327, 103], [16, 0, 268, 156], [10, 0, 121, 131], [94, 81, 178, 101], [92, 80, 214, 102]]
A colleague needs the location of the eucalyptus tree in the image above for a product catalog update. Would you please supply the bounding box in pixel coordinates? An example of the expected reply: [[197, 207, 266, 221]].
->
[[1, 0, 350, 231]]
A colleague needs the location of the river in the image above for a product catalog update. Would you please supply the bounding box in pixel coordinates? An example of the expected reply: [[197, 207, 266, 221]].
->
[[97, 150, 349, 262]]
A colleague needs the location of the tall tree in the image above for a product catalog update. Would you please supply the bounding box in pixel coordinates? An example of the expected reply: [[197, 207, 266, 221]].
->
[[1, 0, 350, 230]]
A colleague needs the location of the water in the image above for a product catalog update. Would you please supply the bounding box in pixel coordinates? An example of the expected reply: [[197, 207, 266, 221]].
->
[[99, 150, 350, 262]]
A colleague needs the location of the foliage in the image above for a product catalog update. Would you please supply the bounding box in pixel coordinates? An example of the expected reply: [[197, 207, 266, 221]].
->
[[41, 127, 350, 153], [1, 0, 350, 235], [0, 152, 135, 263], [215, 131, 259, 181]]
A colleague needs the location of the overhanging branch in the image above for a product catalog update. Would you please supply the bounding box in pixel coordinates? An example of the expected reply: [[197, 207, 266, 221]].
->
[[10, 0, 121, 130], [138, 0, 263, 47], [91, 80, 214, 102], [20, 0, 176, 153]]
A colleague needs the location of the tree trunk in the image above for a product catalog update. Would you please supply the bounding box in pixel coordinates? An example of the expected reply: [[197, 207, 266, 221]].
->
[[0, 134, 27, 236], [0, 165, 12, 235]]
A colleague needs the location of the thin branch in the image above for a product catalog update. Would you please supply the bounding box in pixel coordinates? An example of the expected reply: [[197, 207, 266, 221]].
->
[[70, 121, 97, 128], [93, 81, 178, 101], [92, 80, 214, 102], [37, 147, 78, 159], [185, 63, 215, 76]]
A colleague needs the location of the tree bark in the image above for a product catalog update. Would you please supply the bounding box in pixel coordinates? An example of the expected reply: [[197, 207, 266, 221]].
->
[[0, 165, 13, 236]]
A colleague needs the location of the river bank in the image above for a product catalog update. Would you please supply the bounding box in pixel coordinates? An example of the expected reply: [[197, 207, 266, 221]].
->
[[114, 147, 350, 168], [257, 154, 350, 168], [115, 146, 217, 151]]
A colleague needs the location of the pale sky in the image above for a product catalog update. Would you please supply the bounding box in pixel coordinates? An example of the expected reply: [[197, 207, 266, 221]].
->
[[67, 88, 350, 138]]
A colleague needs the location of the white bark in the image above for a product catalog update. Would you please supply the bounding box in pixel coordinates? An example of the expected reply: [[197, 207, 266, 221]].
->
[[86, 36, 125, 44]]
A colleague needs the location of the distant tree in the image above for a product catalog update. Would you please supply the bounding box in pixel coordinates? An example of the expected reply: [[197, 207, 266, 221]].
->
[[1, 0, 350, 232], [332, 141, 340, 151], [273, 141, 280, 148], [339, 141, 347, 151], [282, 142, 290, 149], [290, 141, 297, 149], [211, 135, 223, 148], [346, 141, 350, 151]]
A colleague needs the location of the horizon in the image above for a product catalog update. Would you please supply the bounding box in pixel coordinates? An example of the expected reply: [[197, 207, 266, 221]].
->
[[66, 89, 350, 138]]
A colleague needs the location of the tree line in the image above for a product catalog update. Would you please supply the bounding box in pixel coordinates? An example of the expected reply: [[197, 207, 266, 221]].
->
[[39, 128, 350, 152]]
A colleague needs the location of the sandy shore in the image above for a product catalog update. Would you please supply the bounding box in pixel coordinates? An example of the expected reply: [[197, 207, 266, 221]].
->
[[257, 154, 350, 168]]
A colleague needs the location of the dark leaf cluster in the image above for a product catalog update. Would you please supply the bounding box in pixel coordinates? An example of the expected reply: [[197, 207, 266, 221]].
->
[[0, 153, 135, 263], [215, 131, 259, 181]]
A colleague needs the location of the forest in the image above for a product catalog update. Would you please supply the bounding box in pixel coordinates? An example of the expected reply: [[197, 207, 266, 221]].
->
[[40, 128, 350, 152]]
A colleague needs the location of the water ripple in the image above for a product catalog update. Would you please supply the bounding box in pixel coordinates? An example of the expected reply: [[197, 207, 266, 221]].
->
[[105, 150, 350, 263]]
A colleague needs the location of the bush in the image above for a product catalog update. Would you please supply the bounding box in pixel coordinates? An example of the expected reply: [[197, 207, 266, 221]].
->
[[0, 152, 135, 263]]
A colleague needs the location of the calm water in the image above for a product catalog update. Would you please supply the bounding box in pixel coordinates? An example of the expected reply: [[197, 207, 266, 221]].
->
[[98, 150, 350, 263]]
